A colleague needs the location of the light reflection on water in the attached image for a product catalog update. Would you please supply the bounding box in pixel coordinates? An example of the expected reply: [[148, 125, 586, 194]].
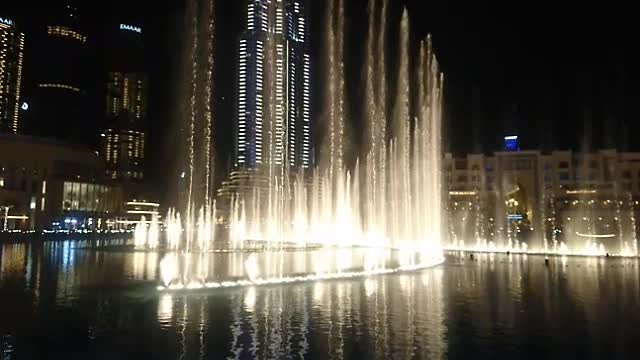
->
[[0, 240, 639, 358]]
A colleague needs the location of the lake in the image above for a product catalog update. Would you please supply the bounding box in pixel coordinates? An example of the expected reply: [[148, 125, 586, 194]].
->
[[0, 240, 638, 359]]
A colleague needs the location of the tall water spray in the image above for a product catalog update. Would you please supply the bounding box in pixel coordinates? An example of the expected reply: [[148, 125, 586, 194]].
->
[[135, 0, 216, 250], [179, 0, 214, 218], [154, 0, 445, 291], [364, 0, 389, 240], [182, 0, 216, 249], [225, 1, 445, 259], [325, 0, 346, 178], [156, 0, 444, 265]]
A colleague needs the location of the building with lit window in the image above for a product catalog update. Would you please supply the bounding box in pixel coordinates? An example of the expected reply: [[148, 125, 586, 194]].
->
[[0, 134, 124, 231], [0, 16, 25, 134], [26, 1, 90, 145], [102, 23, 146, 183], [102, 72, 146, 181], [445, 146, 640, 250], [236, 0, 311, 170], [122, 200, 160, 226]]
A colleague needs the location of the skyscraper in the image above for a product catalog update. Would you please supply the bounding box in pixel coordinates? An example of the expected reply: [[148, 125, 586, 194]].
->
[[102, 23, 146, 182], [103, 72, 146, 181], [28, 1, 90, 145], [236, 0, 311, 170], [0, 16, 24, 133]]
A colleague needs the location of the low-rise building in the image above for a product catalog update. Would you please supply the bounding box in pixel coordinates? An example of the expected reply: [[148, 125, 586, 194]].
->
[[445, 146, 640, 250], [0, 134, 124, 231]]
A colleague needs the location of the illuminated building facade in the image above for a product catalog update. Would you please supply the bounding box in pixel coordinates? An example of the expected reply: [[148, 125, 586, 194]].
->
[[28, 1, 90, 145], [0, 17, 24, 133], [236, 0, 311, 170], [445, 149, 640, 249], [103, 72, 146, 181], [102, 23, 146, 182], [0, 134, 123, 231]]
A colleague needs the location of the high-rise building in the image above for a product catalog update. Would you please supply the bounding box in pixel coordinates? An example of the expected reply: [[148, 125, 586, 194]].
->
[[27, 1, 90, 145], [236, 0, 311, 170], [103, 72, 146, 181], [0, 16, 25, 133], [101, 23, 146, 182]]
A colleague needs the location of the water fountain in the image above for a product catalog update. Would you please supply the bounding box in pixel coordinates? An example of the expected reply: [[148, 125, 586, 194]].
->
[[444, 158, 639, 258], [132, 0, 446, 291]]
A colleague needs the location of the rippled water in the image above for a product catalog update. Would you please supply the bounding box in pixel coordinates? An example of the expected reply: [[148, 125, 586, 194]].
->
[[1, 240, 639, 359]]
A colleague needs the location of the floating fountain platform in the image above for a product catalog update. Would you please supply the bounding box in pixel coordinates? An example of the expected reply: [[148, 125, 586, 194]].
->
[[444, 241, 638, 258], [156, 246, 445, 292]]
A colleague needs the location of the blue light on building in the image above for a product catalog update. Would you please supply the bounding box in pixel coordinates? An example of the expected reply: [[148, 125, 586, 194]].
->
[[504, 135, 519, 151]]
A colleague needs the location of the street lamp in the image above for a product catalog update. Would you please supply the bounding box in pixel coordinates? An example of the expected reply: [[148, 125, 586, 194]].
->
[[2, 205, 14, 232]]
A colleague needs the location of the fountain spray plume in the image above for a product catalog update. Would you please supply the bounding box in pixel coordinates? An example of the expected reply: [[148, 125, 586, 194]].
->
[[186, 0, 198, 220], [202, 0, 215, 208], [157, 0, 446, 291], [336, 0, 346, 173], [134, 216, 148, 248], [364, 0, 388, 236], [164, 0, 217, 252], [325, 0, 346, 180], [376, 0, 389, 238], [390, 9, 412, 249], [223, 1, 445, 254], [364, 0, 377, 155], [133, 213, 160, 249]]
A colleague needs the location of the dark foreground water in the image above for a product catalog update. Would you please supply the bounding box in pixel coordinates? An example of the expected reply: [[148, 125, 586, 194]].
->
[[1, 240, 639, 359]]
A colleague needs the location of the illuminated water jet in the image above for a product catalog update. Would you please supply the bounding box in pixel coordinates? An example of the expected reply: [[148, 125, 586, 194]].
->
[[148, 0, 446, 291]]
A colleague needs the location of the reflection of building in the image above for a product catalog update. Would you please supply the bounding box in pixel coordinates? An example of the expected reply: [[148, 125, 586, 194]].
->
[[0, 16, 25, 133], [445, 149, 640, 249], [236, 0, 311, 170], [0, 134, 123, 231], [27, 1, 90, 145]]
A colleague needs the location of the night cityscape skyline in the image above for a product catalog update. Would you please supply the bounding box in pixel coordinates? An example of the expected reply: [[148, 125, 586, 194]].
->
[[2, 1, 636, 186], [0, 0, 635, 229], [1, 1, 639, 359]]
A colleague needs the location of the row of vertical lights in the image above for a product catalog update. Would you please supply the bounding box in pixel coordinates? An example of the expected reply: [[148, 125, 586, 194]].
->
[[237, 0, 310, 168]]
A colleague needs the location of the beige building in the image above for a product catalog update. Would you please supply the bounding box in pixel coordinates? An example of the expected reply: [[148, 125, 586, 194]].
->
[[445, 149, 640, 249]]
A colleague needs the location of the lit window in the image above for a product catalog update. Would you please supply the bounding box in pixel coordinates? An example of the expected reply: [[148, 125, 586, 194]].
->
[[47, 26, 87, 43], [38, 83, 80, 92]]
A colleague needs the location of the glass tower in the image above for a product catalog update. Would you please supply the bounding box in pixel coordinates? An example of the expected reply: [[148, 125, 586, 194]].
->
[[0, 17, 24, 133], [236, 0, 311, 170]]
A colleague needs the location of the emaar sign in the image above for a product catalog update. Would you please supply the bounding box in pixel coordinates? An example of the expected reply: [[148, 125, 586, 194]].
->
[[120, 24, 142, 33], [0, 17, 14, 27]]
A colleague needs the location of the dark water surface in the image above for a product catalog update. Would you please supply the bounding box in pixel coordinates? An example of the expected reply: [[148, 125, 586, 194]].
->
[[1, 240, 639, 359]]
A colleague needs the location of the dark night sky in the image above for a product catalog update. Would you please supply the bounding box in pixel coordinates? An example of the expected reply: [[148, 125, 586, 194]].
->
[[3, 0, 637, 197]]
